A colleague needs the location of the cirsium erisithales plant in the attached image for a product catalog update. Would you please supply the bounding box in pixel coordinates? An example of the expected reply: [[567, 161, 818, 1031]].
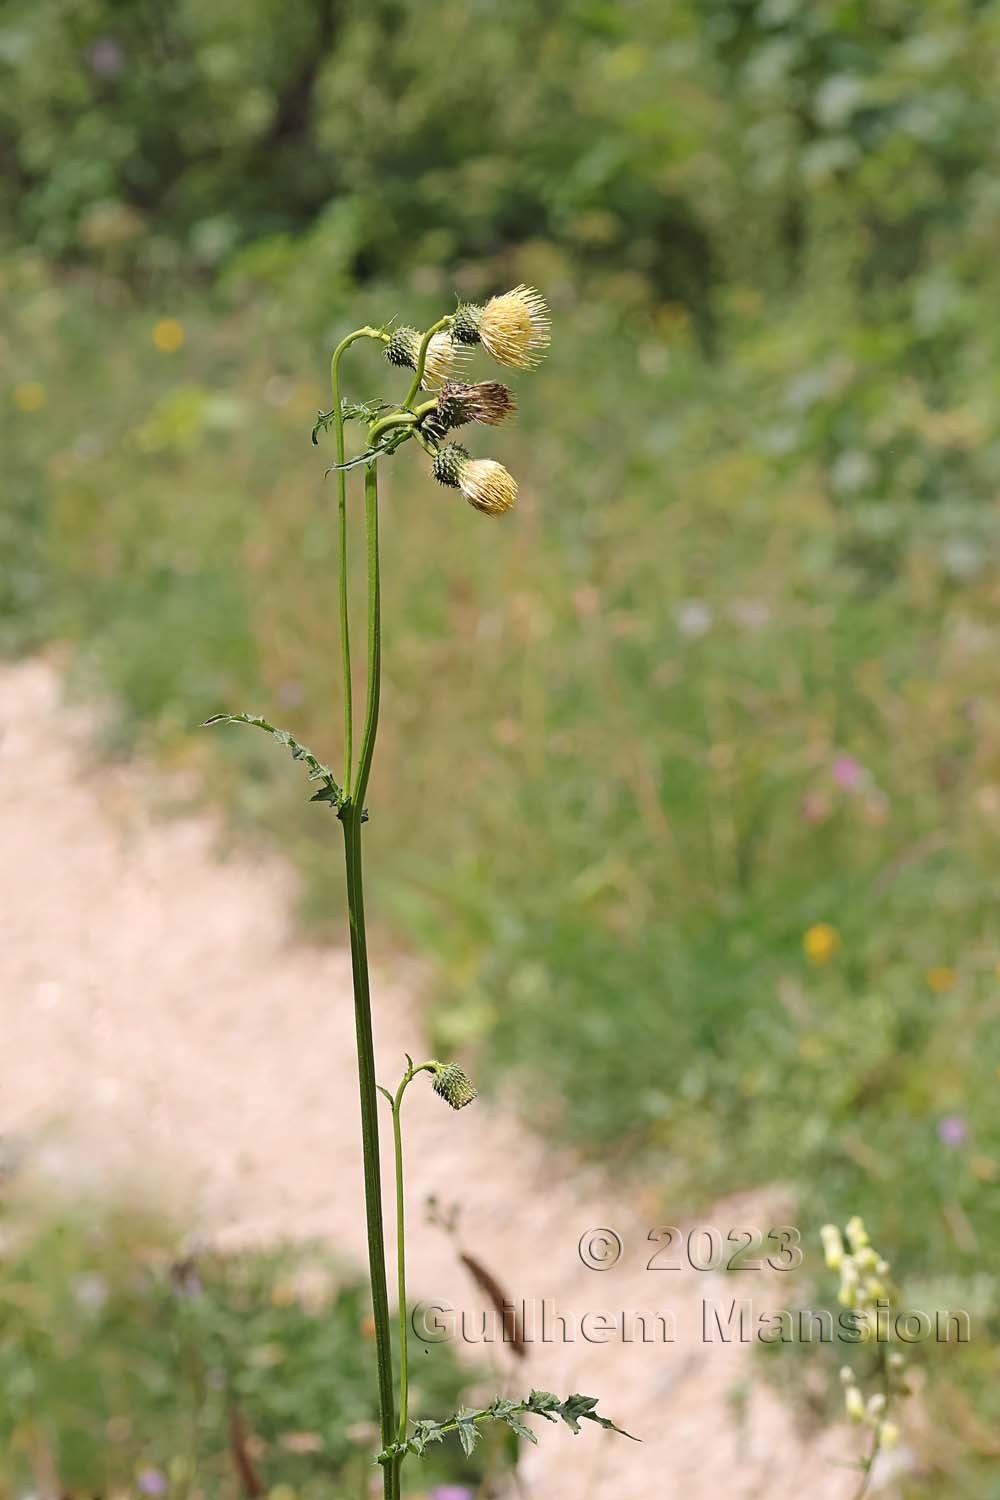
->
[[208, 287, 634, 1497]]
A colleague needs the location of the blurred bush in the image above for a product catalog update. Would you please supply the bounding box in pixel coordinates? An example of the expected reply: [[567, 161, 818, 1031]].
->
[[4, 1, 996, 329], [0, 1186, 495, 1497]]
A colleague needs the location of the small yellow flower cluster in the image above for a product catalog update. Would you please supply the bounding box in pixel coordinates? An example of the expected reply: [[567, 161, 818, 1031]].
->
[[840, 1365, 899, 1449], [822, 1217, 910, 1456], [827, 1224, 893, 1332]]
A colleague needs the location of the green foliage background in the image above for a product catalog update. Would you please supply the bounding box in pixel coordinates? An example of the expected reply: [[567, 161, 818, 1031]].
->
[[3, 0, 1000, 1492]]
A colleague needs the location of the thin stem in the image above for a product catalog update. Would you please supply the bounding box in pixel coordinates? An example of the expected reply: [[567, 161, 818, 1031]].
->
[[353, 462, 382, 809], [402, 316, 453, 409], [389, 1061, 436, 1458], [330, 327, 381, 796], [849, 1342, 891, 1500], [368, 411, 418, 446]]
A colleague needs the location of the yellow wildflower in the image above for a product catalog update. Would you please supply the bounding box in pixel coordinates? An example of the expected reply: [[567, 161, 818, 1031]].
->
[[152, 318, 185, 353], [926, 965, 954, 994], [803, 922, 840, 965], [432, 443, 518, 515], [459, 458, 518, 515], [13, 381, 45, 412], [456, 285, 551, 369]]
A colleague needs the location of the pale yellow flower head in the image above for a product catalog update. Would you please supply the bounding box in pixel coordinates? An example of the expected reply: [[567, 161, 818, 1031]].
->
[[844, 1385, 865, 1422], [385, 326, 467, 388], [820, 1223, 844, 1270], [423, 330, 466, 387], [475, 285, 551, 369], [458, 457, 518, 515], [431, 443, 518, 516]]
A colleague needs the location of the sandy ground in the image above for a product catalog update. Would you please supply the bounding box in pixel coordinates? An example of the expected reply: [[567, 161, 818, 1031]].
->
[[0, 657, 889, 1498]]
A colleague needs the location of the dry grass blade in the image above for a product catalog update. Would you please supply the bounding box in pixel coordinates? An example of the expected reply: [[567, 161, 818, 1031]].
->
[[458, 1251, 527, 1360], [229, 1405, 264, 1498]]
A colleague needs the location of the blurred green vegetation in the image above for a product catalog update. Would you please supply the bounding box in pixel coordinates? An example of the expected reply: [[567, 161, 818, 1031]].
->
[[0, 1186, 497, 1498], [3, 0, 1000, 1492]]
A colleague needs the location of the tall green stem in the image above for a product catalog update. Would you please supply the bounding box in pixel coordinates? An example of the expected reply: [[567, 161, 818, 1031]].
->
[[339, 458, 394, 1498]]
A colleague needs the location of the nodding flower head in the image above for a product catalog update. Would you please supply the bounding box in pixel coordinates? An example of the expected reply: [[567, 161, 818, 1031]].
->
[[384, 326, 466, 387], [451, 286, 551, 369], [432, 443, 518, 515], [431, 1062, 478, 1111], [429, 380, 517, 436]]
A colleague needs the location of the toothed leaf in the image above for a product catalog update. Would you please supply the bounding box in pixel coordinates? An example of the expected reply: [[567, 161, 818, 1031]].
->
[[203, 713, 343, 809]]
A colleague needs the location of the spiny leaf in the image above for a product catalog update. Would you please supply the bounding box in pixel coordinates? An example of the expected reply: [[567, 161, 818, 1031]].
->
[[342, 397, 392, 424], [326, 426, 413, 473], [525, 1389, 561, 1419], [454, 1410, 479, 1458], [501, 1409, 537, 1444], [555, 1393, 638, 1440], [312, 397, 392, 445], [376, 1388, 636, 1466], [203, 713, 343, 809]]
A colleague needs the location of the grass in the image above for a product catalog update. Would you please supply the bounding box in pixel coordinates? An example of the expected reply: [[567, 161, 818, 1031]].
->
[[4, 237, 1000, 1492]]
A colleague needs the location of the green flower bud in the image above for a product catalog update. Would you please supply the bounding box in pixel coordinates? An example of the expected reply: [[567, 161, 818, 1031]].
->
[[386, 326, 421, 369], [431, 1062, 478, 1110], [451, 303, 483, 346], [432, 443, 470, 488]]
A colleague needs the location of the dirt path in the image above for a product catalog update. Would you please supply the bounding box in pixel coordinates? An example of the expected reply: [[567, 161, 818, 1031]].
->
[[1, 658, 870, 1498]]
